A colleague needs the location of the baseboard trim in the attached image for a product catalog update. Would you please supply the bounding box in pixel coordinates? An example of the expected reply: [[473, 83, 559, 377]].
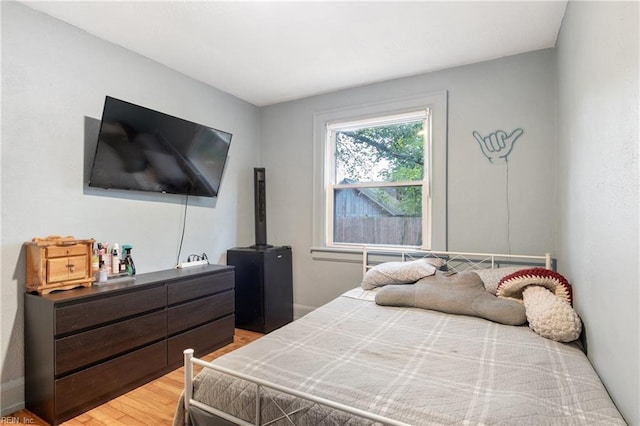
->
[[0, 377, 25, 416], [293, 303, 316, 320]]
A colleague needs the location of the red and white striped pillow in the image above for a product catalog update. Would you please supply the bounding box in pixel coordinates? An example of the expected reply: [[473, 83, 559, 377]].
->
[[497, 268, 573, 306]]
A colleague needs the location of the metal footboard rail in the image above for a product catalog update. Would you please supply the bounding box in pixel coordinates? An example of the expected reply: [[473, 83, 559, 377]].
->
[[183, 349, 412, 426]]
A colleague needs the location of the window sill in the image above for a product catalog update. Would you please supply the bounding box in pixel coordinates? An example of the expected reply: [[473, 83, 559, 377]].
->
[[310, 246, 364, 264], [309, 246, 425, 264]]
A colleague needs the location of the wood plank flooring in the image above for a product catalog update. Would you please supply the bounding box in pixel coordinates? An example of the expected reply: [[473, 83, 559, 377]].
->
[[10, 329, 263, 426]]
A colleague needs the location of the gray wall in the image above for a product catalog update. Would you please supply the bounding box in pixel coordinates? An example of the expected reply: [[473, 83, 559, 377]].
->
[[556, 1, 639, 424], [260, 49, 558, 315], [2, 1, 637, 423], [0, 2, 260, 413]]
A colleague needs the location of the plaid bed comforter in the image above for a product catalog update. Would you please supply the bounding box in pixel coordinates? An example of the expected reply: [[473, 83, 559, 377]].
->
[[175, 289, 625, 425]]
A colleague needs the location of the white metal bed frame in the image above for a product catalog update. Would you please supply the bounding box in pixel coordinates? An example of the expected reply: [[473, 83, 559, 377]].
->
[[182, 248, 554, 426], [183, 349, 412, 426], [362, 246, 553, 276]]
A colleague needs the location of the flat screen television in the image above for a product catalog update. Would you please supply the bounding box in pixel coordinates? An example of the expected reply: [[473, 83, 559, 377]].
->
[[89, 96, 232, 198]]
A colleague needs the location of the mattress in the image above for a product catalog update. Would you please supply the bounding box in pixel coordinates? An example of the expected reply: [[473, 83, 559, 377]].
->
[[175, 288, 625, 425]]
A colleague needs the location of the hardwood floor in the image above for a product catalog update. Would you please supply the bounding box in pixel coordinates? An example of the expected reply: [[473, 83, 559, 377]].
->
[[10, 329, 263, 426]]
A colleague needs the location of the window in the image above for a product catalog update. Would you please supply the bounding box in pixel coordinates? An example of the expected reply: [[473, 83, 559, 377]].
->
[[327, 111, 429, 248], [312, 91, 447, 252]]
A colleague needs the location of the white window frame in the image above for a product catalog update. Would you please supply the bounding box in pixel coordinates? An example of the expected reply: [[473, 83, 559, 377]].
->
[[312, 91, 448, 253], [325, 110, 431, 249]]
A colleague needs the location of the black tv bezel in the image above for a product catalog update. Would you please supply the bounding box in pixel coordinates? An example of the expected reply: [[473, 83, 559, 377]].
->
[[88, 96, 232, 198]]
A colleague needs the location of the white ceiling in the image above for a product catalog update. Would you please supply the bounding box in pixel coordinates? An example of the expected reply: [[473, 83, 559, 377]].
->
[[22, 1, 567, 107]]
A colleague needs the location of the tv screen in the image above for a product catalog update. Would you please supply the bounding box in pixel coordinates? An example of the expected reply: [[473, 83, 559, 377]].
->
[[89, 96, 232, 198]]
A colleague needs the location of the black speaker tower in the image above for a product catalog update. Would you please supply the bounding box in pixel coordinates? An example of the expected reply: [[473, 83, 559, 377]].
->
[[251, 167, 272, 249], [229, 167, 293, 333]]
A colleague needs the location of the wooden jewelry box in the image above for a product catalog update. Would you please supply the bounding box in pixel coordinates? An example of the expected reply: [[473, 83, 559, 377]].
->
[[25, 236, 95, 295]]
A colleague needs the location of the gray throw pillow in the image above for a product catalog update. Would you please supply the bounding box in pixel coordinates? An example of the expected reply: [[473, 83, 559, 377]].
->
[[375, 271, 526, 325]]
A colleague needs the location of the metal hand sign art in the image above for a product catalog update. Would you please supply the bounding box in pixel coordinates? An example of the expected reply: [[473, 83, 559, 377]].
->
[[473, 128, 523, 164]]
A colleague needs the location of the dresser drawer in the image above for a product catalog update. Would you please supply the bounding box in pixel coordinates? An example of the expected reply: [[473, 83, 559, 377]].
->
[[167, 314, 234, 367], [55, 341, 167, 420], [55, 285, 166, 335], [168, 290, 234, 335], [55, 310, 167, 376], [46, 244, 88, 258], [167, 271, 234, 305]]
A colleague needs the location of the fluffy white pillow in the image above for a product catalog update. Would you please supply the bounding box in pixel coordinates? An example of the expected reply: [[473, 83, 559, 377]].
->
[[361, 258, 438, 290], [522, 285, 582, 342], [473, 266, 526, 295]]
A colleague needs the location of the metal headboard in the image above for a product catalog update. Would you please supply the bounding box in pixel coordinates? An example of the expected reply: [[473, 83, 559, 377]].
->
[[363, 246, 554, 277]]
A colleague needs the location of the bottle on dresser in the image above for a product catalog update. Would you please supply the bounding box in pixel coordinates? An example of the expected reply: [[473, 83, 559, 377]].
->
[[102, 243, 111, 274], [91, 242, 100, 280], [111, 243, 120, 275]]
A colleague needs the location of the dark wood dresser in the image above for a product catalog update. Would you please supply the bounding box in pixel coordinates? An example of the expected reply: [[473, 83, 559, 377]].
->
[[24, 264, 234, 425]]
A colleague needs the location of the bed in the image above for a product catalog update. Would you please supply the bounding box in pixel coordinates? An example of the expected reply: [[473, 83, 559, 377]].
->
[[174, 249, 625, 425]]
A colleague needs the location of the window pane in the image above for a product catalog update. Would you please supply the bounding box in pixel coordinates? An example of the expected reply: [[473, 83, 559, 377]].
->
[[333, 186, 422, 246], [334, 120, 424, 184]]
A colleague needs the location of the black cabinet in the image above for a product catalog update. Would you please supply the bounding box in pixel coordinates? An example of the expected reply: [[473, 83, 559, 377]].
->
[[227, 246, 293, 333]]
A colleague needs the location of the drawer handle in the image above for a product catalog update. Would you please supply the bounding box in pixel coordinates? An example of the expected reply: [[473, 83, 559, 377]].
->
[[68, 264, 75, 272]]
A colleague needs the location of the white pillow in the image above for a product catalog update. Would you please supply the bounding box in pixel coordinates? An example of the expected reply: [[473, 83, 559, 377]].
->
[[522, 285, 582, 342], [361, 258, 438, 290], [474, 266, 527, 295]]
